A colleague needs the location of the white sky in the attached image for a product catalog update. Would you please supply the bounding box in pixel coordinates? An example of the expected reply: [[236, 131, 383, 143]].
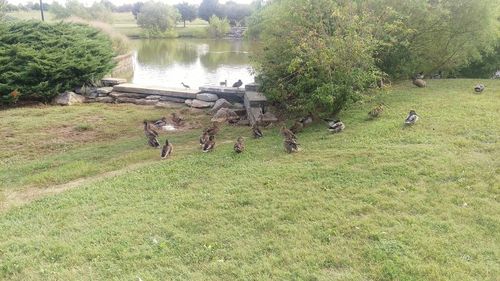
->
[[7, 0, 254, 6]]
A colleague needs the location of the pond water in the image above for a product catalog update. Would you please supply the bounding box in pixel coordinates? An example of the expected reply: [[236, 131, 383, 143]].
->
[[125, 38, 256, 89]]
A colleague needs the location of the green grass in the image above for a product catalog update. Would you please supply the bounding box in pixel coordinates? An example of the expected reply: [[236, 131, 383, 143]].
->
[[0, 79, 499, 280]]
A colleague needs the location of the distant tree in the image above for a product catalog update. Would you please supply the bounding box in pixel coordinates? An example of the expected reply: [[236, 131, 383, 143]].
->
[[89, 2, 113, 23], [50, 1, 71, 19], [137, 1, 178, 32], [220, 1, 252, 26], [0, 0, 6, 21], [207, 15, 230, 38], [175, 2, 197, 27], [198, 0, 219, 21], [131, 2, 143, 19], [100, 0, 115, 12], [115, 4, 133, 13], [32, 2, 40, 10]]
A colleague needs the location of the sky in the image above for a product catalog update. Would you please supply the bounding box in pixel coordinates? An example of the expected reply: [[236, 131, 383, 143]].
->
[[7, 0, 254, 6]]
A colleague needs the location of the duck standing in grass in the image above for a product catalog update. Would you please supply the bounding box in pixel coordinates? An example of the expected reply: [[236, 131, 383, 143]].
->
[[328, 120, 345, 133], [404, 110, 419, 125], [368, 104, 384, 119], [474, 84, 485, 93], [202, 135, 215, 152], [412, 77, 426, 88], [283, 137, 299, 153], [199, 131, 209, 146], [234, 136, 245, 153], [143, 121, 160, 147], [153, 117, 167, 129], [252, 123, 263, 138], [205, 122, 220, 136], [171, 112, 184, 126], [290, 120, 304, 134], [160, 139, 173, 159], [299, 112, 314, 126], [281, 125, 297, 141]]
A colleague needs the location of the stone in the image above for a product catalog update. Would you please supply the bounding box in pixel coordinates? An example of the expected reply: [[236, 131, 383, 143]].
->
[[245, 83, 260, 92], [101, 78, 127, 86], [116, 97, 138, 104], [54, 91, 85, 106], [211, 108, 239, 123], [237, 119, 250, 126], [159, 96, 186, 103], [155, 101, 183, 109], [146, 95, 161, 100], [96, 87, 113, 95], [210, 98, 232, 114], [196, 93, 219, 102], [134, 99, 157, 106], [185, 99, 193, 106], [190, 99, 214, 108], [110, 92, 148, 99], [232, 102, 244, 109], [87, 91, 99, 99], [113, 83, 198, 99], [96, 97, 114, 103]]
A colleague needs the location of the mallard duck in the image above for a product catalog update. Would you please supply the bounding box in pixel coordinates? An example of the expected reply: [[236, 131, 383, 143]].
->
[[147, 135, 160, 148], [283, 137, 299, 153], [280, 125, 296, 140], [220, 80, 227, 87], [232, 79, 243, 88], [143, 120, 159, 138], [328, 120, 345, 133], [199, 131, 209, 146], [368, 104, 384, 118], [202, 135, 215, 152], [252, 123, 263, 138], [181, 82, 190, 89], [299, 112, 313, 126], [412, 77, 426, 88], [153, 117, 167, 128], [474, 84, 485, 93], [171, 112, 184, 126], [160, 139, 173, 159], [204, 122, 220, 136], [404, 110, 419, 125], [290, 121, 304, 134], [234, 136, 245, 153]]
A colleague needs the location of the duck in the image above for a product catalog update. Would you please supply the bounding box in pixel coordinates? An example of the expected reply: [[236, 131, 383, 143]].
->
[[232, 79, 243, 88], [153, 117, 167, 128], [160, 139, 173, 159], [252, 123, 263, 138], [474, 84, 485, 93], [171, 112, 184, 126], [147, 135, 160, 148], [202, 135, 215, 152], [204, 122, 220, 136], [220, 80, 227, 87], [280, 125, 296, 140], [368, 104, 384, 118], [299, 112, 313, 126], [283, 137, 299, 153], [404, 110, 419, 125], [328, 120, 345, 133], [199, 131, 210, 146], [289, 121, 304, 134], [412, 77, 426, 88], [143, 120, 159, 138], [234, 136, 245, 153], [181, 82, 190, 89]]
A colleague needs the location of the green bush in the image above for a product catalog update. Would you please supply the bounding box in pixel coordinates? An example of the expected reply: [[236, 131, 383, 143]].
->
[[208, 15, 230, 38], [137, 1, 179, 33], [0, 21, 115, 103]]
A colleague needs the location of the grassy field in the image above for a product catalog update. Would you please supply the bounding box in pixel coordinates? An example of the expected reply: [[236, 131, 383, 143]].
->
[[7, 11, 209, 38], [0, 79, 499, 280]]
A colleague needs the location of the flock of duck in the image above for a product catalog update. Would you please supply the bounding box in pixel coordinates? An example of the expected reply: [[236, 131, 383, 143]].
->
[[143, 79, 486, 159]]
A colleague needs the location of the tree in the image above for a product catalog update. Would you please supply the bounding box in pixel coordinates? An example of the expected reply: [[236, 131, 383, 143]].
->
[[175, 2, 197, 27], [198, 0, 219, 21], [131, 2, 143, 20], [253, 0, 379, 116], [207, 15, 230, 38], [50, 1, 71, 19], [0, 0, 6, 21], [137, 1, 178, 33], [220, 1, 252, 26]]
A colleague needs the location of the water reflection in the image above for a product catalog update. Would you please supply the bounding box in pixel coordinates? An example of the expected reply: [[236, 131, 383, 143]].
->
[[130, 38, 255, 89]]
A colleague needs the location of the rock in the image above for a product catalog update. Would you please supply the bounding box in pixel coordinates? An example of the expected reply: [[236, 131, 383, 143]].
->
[[96, 87, 113, 95], [237, 119, 250, 126], [190, 99, 214, 108], [146, 95, 161, 100], [210, 98, 232, 114], [109, 92, 147, 99], [96, 97, 114, 103], [101, 78, 127, 86], [159, 96, 186, 103], [185, 99, 193, 106], [87, 91, 99, 99], [211, 108, 239, 123], [245, 83, 260, 92], [232, 102, 244, 109], [196, 93, 219, 102], [134, 99, 157, 106], [155, 101, 183, 109], [54, 91, 85, 106]]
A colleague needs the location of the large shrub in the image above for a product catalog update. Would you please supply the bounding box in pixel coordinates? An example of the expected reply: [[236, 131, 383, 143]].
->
[[137, 1, 179, 33], [0, 21, 115, 103], [253, 0, 379, 116], [207, 15, 230, 38]]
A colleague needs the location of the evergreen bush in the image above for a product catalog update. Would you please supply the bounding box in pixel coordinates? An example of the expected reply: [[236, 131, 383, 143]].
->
[[0, 21, 115, 104]]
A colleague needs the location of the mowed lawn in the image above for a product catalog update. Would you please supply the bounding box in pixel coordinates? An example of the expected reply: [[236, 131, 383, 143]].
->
[[0, 79, 498, 280]]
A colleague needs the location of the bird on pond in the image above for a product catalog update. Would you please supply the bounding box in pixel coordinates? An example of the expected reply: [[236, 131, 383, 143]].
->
[[232, 79, 243, 88], [160, 139, 173, 159], [252, 123, 263, 138], [328, 120, 345, 133], [368, 104, 384, 119], [181, 82, 190, 89], [220, 80, 227, 87], [234, 136, 245, 153], [202, 135, 215, 152], [283, 137, 299, 153], [404, 110, 419, 125], [171, 112, 184, 126], [474, 84, 485, 93]]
